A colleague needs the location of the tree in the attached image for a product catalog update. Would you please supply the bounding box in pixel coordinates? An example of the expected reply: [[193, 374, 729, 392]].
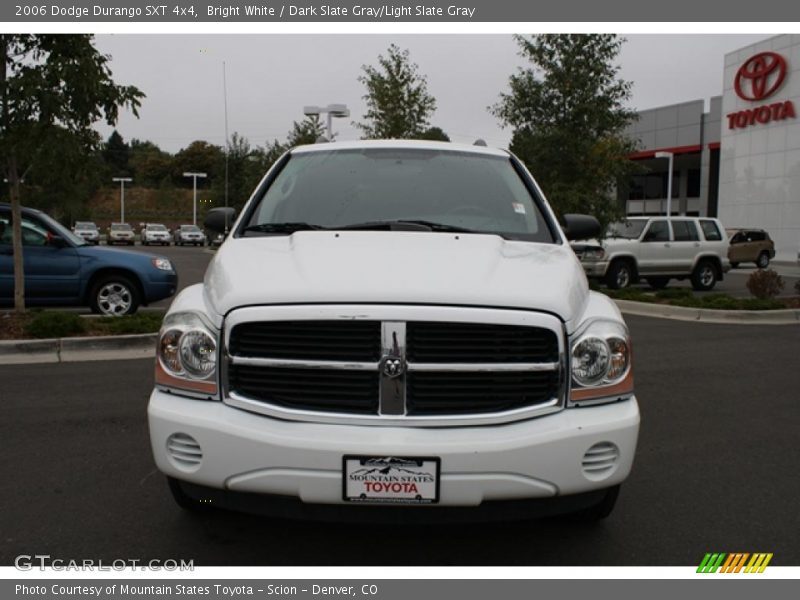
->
[[286, 114, 326, 146], [102, 130, 130, 175], [173, 140, 224, 183], [491, 34, 638, 231], [129, 139, 173, 188], [0, 35, 144, 312], [419, 126, 450, 142], [356, 44, 437, 139]]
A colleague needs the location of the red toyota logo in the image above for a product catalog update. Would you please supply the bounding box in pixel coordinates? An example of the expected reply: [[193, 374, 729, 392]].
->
[[734, 52, 788, 102]]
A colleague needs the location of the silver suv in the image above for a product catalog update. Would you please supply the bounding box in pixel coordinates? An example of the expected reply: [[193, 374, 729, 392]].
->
[[572, 217, 730, 291]]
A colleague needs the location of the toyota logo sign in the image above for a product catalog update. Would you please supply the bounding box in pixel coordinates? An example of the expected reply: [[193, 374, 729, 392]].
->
[[734, 52, 787, 102]]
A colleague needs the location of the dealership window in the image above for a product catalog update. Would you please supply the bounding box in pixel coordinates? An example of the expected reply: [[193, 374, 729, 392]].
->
[[687, 169, 701, 197], [627, 172, 680, 200]]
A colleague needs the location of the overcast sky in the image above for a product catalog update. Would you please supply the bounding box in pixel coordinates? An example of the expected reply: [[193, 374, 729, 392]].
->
[[93, 34, 770, 153]]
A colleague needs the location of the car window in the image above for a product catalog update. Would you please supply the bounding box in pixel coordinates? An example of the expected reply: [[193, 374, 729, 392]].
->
[[730, 231, 745, 244], [700, 220, 722, 241], [643, 220, 669, 242], [750, 231, 765, 242], [672, 220, 700, 242], [247, 148, 555, 243], [0, 214, 51, 247]]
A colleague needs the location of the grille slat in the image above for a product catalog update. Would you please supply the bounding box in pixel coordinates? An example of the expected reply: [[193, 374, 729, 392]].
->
[[227, 319, 561, 419]]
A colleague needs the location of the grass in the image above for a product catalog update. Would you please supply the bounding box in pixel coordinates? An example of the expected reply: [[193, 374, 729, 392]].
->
[[0, 310, 164, 340]]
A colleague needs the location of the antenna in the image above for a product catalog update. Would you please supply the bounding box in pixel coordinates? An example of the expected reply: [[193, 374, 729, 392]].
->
[[223, 61, 230, 232]]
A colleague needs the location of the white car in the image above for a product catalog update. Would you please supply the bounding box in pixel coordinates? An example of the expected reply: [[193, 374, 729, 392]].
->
[[72, 221, 100, 244], [174, 224, 206, 246], [148, 140, 640, 521], [572, 217, 730, 291], [141, 223, 171, 246], [107, 222, 135, 246]]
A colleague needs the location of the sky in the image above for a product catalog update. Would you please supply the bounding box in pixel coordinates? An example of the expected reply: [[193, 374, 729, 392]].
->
[[92, 34, 771, 153]]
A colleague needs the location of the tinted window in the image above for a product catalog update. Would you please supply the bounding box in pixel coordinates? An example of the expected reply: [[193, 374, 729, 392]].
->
[[643, 220, 669, 242], [608, 220, 647, 239], [672, 220, 699, 241], [700, 220, 722, 241], [749, 231, 765, 242], [248, 148, 555, 242]]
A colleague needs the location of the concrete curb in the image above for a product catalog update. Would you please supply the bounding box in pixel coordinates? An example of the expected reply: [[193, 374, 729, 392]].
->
[[0, 333, 157, 365], [614, 299, 800, 324], [2, 301, 799, 366]]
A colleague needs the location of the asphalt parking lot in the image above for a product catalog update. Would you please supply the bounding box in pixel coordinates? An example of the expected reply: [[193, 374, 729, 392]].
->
[[1, 315, 798, 566]]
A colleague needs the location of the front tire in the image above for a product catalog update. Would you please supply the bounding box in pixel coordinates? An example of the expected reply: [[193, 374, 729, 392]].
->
[[756, 251, 770, 269], [691, 260, 718, 291], [89, 275, 140, 316]]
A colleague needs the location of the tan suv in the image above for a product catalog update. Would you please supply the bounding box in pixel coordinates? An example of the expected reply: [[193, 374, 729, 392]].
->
[[727, 228, 775, 269]]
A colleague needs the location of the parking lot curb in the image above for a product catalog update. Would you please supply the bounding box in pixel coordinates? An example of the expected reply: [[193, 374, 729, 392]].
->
[[0, 333, 157, 365], [614, 299, 800, 324]]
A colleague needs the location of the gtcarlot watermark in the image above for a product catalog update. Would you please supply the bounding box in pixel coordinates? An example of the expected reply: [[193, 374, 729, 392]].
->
[[14, 554, 194, 572]]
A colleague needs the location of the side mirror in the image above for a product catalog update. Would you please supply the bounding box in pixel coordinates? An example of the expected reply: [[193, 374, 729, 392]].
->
[[49, 235, 69, 248], [204, 207, 237, 234], [562, 214, 601, 241]]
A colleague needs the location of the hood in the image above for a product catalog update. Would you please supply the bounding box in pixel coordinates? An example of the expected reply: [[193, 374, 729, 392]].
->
[[77, 244, 168, 265], [204, 231, 589, 325]]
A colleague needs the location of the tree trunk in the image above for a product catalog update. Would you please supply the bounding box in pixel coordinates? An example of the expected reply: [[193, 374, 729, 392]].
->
[[9, 154, 25, 313]]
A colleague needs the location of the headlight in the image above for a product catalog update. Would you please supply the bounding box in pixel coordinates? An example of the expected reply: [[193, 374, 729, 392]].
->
[[155, 312, 219, 398], [569, 320, 633, 405], [151, 257, 173, 271]]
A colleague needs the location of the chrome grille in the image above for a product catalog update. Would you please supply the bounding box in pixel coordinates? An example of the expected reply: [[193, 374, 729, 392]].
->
[[224, 307, 565, 426]]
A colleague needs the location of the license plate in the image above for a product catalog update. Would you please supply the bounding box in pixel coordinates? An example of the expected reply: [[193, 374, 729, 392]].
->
[[343, 456, 440, 504]]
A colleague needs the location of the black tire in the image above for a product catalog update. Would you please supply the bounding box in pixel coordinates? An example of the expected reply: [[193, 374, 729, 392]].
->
[[605, 260, 635, 289], [730, 261, 739, 268], [569, 485, 620, 521], [89, 274, 140, 316], [167, 477, 212, 513], [756, 251, 770, 269], [691, 260, 718, 291], [646, 276, 670, 290]]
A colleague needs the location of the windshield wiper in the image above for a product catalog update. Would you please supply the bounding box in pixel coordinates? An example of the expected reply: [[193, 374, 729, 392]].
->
[[335, 220, 478, 233], [242, 222, 327, 234]]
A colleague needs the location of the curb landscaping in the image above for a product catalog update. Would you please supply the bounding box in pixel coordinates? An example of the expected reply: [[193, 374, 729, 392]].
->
[[2, 300, 799, 365]]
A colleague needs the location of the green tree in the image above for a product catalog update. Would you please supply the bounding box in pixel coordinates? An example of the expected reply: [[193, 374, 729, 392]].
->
[[287, 114, 326, 146], [491, 34, 638, 231], [102, 130, 130, 175], [0, 34, 144, 312], [129, 139, 173, 188], [356, 44, 437, 139], [419, 126, 450, 142], [173, 140, 224, 184]]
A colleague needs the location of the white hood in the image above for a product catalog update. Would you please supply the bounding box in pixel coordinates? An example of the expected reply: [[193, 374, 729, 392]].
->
[[204, 231, 588, 325]]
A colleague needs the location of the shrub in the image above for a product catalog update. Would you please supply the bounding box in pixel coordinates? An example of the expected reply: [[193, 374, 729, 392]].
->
[[24, 311, 87, 339], [95, 311, 164, 335], [698, 294, 740, 310], [740, 298, 785, 311], [746, 269, 784, 299]]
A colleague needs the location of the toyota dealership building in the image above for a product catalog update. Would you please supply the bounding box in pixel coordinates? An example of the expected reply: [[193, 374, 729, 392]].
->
[[622, 34, 800, 261]]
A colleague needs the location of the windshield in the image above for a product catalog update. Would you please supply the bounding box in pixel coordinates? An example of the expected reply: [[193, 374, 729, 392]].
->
[[244, 148, 555, 242], [74, 222, 97, 230], [36, 212, 88, 246], [181, 225, 200, 232], [148, 224, 167, 231], [111, 224, 132, 231], [607, 220, 647, 239]]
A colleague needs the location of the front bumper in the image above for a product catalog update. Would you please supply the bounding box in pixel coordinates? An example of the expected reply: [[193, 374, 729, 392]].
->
[[148, 389, 639, 507]]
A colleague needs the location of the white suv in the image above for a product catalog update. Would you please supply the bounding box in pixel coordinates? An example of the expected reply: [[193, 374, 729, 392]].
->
[[148, 141, 640, 521], [141, 223, 171, 246], [573, 217, 730, 290]]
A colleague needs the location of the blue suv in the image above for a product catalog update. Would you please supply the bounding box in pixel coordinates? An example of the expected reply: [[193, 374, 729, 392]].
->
[[0, 203, 177, 315]]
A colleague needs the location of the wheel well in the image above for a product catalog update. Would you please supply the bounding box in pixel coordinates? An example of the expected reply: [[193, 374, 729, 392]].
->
[[84, 268, 145, 305], [609, 256, 638, 278]]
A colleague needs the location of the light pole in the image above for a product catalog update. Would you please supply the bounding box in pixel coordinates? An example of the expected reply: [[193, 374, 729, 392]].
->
[[655, 151, 674, 217], [303, 103, 350, 140], [112, 177, 132, 223], [183, 172, 207, 225]]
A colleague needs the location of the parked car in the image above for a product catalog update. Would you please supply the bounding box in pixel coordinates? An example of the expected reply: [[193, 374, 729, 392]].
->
[[149, 140, 639, 521], [72, 221, 100, 245], [174, 224, 206, 246], [726, 228, 775, 269], [107, 222, 135, 246], [0, 203, 177, 315], [141, 223, 172, 246], [572, 217, 730, 291], [207, 231, 225, 247]]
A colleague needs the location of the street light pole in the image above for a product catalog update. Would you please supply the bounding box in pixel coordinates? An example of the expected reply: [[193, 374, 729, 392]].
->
[[183, 172, 208, 225], [655, 151, 674, 217], [303, 103, 350, 140], [112, 177, 132, 223]]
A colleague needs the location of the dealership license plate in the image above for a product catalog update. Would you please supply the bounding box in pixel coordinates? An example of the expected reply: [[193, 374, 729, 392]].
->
[[343, 456, 440, 504]]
